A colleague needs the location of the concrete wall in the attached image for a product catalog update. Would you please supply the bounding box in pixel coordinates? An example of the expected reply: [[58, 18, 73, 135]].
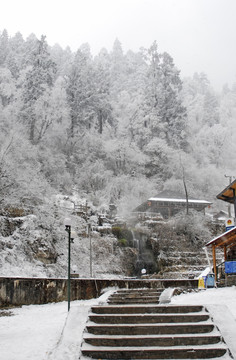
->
[[0, 277, 198, 307]]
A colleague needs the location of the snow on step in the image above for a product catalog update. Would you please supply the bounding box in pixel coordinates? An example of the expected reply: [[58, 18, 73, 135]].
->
[[88, 313, 210, 324], [91, 304, 205, 314], [83, 333, 222, 347], [81, 344, 229, 359], [107, 287, 163, 304]]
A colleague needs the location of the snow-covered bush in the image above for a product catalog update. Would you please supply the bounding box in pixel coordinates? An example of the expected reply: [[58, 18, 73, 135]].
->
[[172, 210, 212, 246]]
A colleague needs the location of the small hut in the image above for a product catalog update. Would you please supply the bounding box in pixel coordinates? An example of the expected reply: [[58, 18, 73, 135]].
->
[[206, 227, 236, 282]]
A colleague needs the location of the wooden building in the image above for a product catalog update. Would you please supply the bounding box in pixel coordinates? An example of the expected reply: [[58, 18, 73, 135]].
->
[[206, 226, 236, 281], [217, 179, 236, 219], [133, 190, 212, 219], [206, 180, 236, 282]]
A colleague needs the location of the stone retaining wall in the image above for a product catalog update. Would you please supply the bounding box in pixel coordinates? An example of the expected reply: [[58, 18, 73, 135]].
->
[[0, 277, 198, 307]]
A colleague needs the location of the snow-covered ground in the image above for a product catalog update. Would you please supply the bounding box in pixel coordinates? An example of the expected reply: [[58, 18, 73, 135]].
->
[[171, 286, 236, 359], [0, 286, 235, 360], [0, 289, 115, 360]]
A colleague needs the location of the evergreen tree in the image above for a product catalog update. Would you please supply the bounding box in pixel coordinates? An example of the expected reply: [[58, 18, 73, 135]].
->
[[158, 52, 187, 148], [50, 43, 73, 77], [7, 32, 25, 78], [110, 38, 127, 94], [0, 68, 16, 107], [117, 50, 147, 143], [0, 29, 9, 66], [93, 48, 113, 134], [203, 90, 220, 127], [21, 35, 57, 144], [142, 42, 187, 149], [66, 44, 95, 137]]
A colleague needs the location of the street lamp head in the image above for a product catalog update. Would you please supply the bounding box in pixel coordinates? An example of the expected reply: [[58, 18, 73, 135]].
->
[[64, 218, 72, 227], [64, 218, 72, 232]]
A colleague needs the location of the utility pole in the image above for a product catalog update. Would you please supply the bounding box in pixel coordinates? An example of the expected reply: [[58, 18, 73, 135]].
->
[[87, 221, 92, 277], [224, 175, 234, 218], [180, 158, 189, 215]]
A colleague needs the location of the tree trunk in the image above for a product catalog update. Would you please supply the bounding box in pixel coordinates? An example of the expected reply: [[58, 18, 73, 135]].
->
[[98, 109, 103, 134]]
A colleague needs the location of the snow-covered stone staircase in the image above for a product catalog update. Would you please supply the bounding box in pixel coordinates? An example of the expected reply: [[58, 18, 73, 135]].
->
[[81, 288, 231, 359], [107, 288, 163, 304], [157, 249, 223, 279]]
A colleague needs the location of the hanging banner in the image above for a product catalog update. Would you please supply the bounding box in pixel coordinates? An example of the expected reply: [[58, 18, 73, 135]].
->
[[225, 218, 235, 231]]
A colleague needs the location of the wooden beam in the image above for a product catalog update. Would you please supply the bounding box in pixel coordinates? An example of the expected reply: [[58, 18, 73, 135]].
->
[[227, 243, 236, 250], [216, 237, 236, 247], [219, 194, 234, 201], [212, 245, 217, 280], [213, 232, 236, 248]]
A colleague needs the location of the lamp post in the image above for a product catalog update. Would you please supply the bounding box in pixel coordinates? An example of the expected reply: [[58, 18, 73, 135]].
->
[[87, 221, 92, 277], [64, 218, 74, 311]]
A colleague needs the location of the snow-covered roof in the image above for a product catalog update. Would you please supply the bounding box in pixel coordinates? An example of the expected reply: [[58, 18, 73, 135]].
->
[[148, 197, 211, 204], [206, 226, 236, 247], [147, 190, 212, 205], [132, 190, 212, 213]]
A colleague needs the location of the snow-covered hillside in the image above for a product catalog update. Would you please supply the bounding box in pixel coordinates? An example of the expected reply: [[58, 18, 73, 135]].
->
[[0, 194, 137, 278], [0, 193, 224, 280]]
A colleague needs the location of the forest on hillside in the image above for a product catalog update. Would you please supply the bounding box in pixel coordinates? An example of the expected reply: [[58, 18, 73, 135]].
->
[[0, 29, 235, 216]]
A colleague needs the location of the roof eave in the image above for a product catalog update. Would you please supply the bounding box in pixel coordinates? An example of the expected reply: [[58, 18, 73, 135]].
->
[[206, 226, 236, 247]]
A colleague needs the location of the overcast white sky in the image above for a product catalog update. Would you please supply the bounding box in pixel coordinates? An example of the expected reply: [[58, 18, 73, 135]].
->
[[1, 0, 236, 89]]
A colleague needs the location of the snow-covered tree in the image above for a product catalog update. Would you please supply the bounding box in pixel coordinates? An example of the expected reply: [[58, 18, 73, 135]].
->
[[21, 35, 57, 144], [0, 68, 16, 106], [0, 29, 9, 66], [66, 44, 95, 137]]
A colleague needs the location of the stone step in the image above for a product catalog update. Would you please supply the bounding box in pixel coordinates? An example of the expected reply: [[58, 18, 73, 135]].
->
[[157, 277, 190, 281], [82, 296, 229, 360], [157, 269, 206, 278], [91, 305, 204, 314], [157, 272, 202, 279], [108, 294, 161, 300], [81, 344, 227, 359], [109, 291, 163, 297], [83, 333, 222, 347], [86, 323, 215, 335], [109, 288, 163, 292], [162, 251, 221, 258], [108, 297, 160, 304], [89, 313, 210, 324], [160, 262, 208, 270], [164, 259, 209, 266], [113, 288, 164, 292], [107, 289, 163, 304], [109, 293, 162, 300]]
